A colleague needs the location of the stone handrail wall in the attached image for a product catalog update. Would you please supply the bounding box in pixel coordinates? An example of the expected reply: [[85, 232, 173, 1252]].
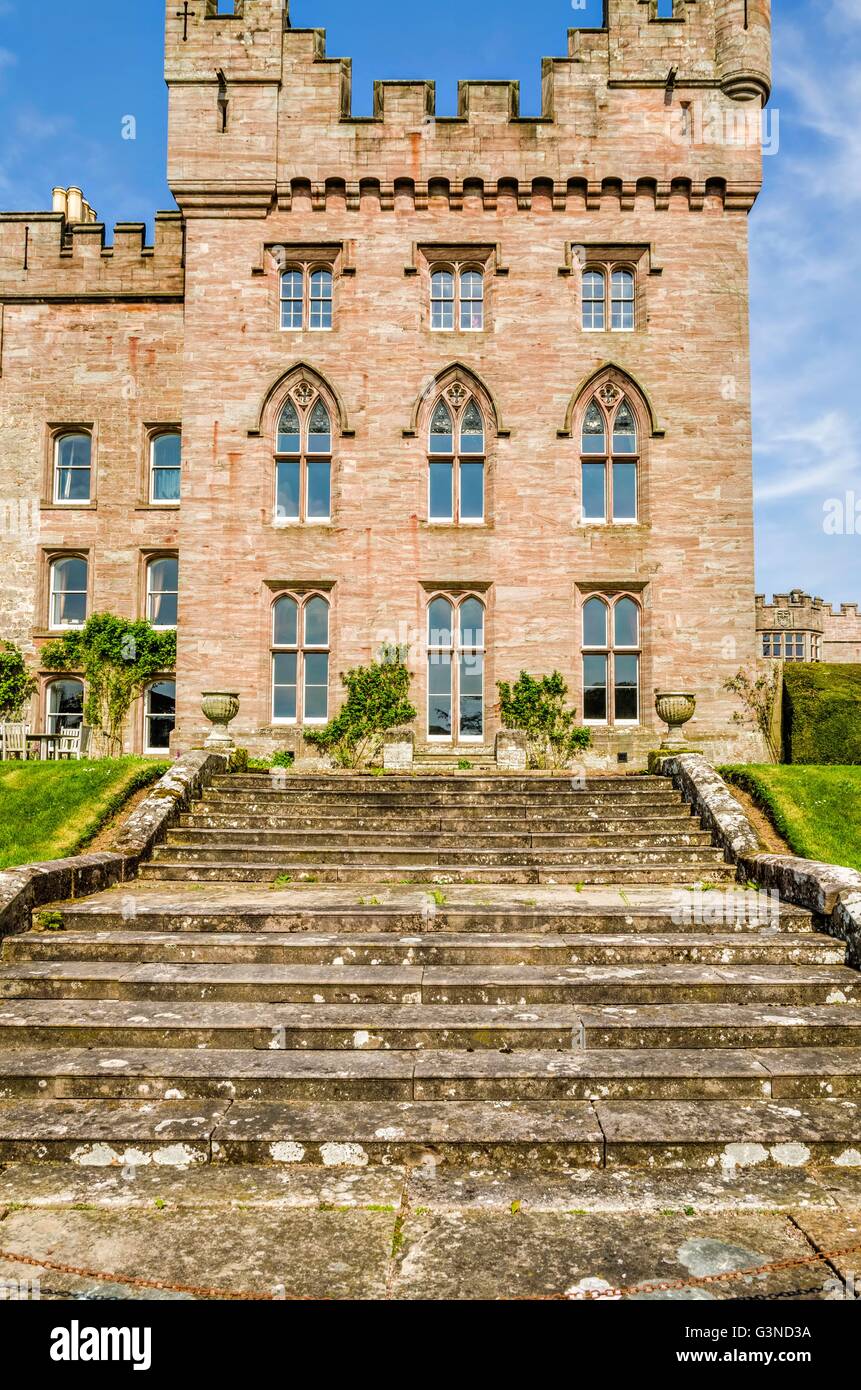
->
[[655, 752, 861, 969], [0, 751, 227, 942]]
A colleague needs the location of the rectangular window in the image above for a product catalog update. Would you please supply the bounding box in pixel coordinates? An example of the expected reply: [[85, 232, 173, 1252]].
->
[[459, 462, 484, 522], [612, 462, 638, 521], [306, 462, 331, 521], [276, 461, 301, 520], [303, 651, 329, 722], [273, 652, 298, 721], [429, 462, 454, 521], [582, 462, 607, 522], [459, 651, 484, 738], [428, 652, 453, 737], [583, 653, 608, 722], [614, 653, 639, 722]]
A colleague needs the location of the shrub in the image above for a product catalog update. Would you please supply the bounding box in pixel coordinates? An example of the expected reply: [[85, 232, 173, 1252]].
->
[[41, 614, 176, 756], [782, 664, 861, 765], [305, 657, 417, 769], [0, 641, 37, 720], [496, 671, 591, 769], [724, 666, 780, 762]]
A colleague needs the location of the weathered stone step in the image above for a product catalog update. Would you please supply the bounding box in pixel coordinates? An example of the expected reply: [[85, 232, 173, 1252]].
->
[[202, 792, 683, 812], [7, 929, 838, 967], [183, 811, 698, 832], [139, 861, 737, 886], [0, 999, 581, 1050], [0, 1098, 605, 1168], [6, 1046, 861, 1102], [151, 843, 729, 868], [43, 897, 810, 935], [214, 774, 669, 792], [576, 1004, 861, 1049], [1, 960, 854, 1007], [169, 827, 715, 851], [0, 1097, 857, 1169]]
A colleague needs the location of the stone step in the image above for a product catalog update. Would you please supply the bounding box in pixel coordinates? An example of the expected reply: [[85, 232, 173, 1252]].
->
[[0, 1097, 857, 1169], [151, 844, 729, 868], [43, 899, 811, 935], [214, 774, 669, 792], [167, 828, 715, 851], [3, 999, 861, 1051], [182, 811, 698, 832], [201, 792, 683, 812], [7, 930, 839, 967], [0, 999, 582, 1050], [577, 1004, 861, 1049], [139, 861, 737, 886], [4, 1046, 861, 1102], [0, 960, 855, 1007]]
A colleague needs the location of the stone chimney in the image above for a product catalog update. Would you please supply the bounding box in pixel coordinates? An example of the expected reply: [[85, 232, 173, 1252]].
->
[[51, 186, 98, 224]]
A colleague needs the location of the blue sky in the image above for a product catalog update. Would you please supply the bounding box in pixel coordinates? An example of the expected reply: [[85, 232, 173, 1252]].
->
[[1, 0, 859, 605]]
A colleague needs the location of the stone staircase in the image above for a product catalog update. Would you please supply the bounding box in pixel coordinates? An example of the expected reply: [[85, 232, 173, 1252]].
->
[[0, 771, 859, 1171]]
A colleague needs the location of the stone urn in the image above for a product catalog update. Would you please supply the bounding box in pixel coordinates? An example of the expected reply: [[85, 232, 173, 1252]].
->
[[654, 690, 696, 747], [201, 691, 240, 750]]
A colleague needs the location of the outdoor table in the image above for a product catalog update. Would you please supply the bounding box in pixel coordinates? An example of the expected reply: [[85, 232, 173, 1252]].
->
[[25, 733, 61, 761]]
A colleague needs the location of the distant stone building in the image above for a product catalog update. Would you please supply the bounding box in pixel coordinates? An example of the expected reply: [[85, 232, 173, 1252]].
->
[[756, 592, 861, 665], [0, 1, 773, 765]]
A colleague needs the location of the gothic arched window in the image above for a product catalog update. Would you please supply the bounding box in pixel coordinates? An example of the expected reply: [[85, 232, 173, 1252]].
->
[[580, 392, 639, 524], [582, 594, 641, 726], [427, 593, 486, 741], [271, 593, 330, 725], [428, 392, 486, 524], [275, 390, 333, 523]]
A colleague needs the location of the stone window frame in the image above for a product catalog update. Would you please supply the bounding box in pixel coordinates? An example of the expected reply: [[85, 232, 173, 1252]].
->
[[43, 675, 85, 736], [273, 384, 335, 527], [269, 589, 332, 727], [425, 589, 487, 744], [414, 365, 499, 530], [581, 261, 638, 333], [43, 422, 97, 510], [426, 386, 488, 527], [43, 548, 91, 634], [139, 549, 180, 631], [761, 631, 808, 662], [580, 591, 643, 728], [145, 426, 182, 509], [577, 379, 643, 527], [263, 244, 350, 335], [409, 244, 505, 336], [559, 244, 659, 335]]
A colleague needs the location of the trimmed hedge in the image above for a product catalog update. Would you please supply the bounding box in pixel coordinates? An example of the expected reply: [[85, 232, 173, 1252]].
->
[[782, 664, 861, 765]]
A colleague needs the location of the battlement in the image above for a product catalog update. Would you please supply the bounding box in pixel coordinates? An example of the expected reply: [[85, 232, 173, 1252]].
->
[[0, 211, 185, 301], [165, 1, 771, 215]]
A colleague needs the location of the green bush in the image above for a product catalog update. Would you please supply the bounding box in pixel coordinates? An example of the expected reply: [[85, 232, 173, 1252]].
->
[[0, 641, 38, 720], [305, 657, 417, 769], [782, 664, 861, 765], [496, 671, 591, 769]]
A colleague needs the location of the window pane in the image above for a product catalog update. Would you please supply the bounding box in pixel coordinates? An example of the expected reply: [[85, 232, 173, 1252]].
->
[[614, 597, 639, 648], [152, 434, 180, 470], [582, 402, 606, 454], [56, 434, 91, 502], [428, 597, 453, 647], [303, 651, 329, 720], [148, 558, 178, 628], [429, 461, 453, 520], [582, 271, 605, 330], [431, 269, 454, 330], [58, 435, 91, 469], [459, 462, 484, 521], [612, 462, 638, 521], [611, 270, 635, 330], [460, 270, 484, 330], [428, 650, 452, 736], [273, 596, 298, 647], [582, 462, 607, 520], [614, 653, 639, 722], [583, 597, 608, 648], [146, 680, 176, 751], [307, 461, 331, 519], [152, 467, 181, 502], [459, 400, 484, 454], [52, 557, 87, 626], [612, 401, 637, 452], [273, 652, 298, 720], [304, 596, 329, 647], [277, 401, 301, 452], [47, 679, 84, 734], [429, 401, 453, 454], [276, 461, 300, 519], [307, 401, 331, 453], [281, 270, 303, 329], [459, 651, 483, 737], [309, 269, 333, 330], [459, 597, 485, 649], [583, 653, 608, 721]]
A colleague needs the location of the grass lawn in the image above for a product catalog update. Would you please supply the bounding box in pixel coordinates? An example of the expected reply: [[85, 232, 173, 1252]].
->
[[0, 758, 169, 870], [720, 764, 861, 873]]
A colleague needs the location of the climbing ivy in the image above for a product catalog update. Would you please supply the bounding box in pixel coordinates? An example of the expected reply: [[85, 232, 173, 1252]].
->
[[41, 613, 176, 756], [0, 641, 38, 720]]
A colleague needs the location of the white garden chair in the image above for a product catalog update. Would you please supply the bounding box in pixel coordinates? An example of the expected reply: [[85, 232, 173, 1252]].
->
[[55, 725, 84, 760], [0, 722, 29, 760]]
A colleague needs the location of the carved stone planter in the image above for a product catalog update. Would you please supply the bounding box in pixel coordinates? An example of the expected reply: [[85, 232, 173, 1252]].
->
[[201, 691, 240, 750], [654, 690, 696, 747]]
